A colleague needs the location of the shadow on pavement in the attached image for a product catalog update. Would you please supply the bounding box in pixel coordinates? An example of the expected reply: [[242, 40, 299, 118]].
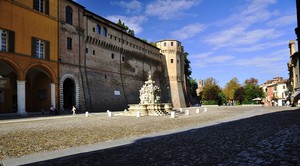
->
[[14, 109, 300, 165]]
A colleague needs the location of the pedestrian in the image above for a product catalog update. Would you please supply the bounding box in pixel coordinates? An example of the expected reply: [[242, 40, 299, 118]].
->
[[49, 105, 54, 115], [71, 106, 76, 115]]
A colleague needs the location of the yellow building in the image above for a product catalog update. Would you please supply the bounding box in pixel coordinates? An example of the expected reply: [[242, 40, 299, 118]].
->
[[0, 0, 59, 115]]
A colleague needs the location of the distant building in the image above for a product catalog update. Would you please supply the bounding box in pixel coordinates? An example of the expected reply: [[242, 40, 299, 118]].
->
[[261, 77, 288, 106], [196, 80, 203, 97]]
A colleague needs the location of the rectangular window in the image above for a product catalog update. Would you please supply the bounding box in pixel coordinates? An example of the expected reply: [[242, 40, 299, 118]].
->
[[85, 48, 88, 54], [32, 37, 49, 59], [93, 50, 95, 55], [171, 59, 174, 63], [171, 42, 173, 46], [67, 37, 72, 50], [0, 29, 7, 51], [122, 55, 125, 62], [36, 39, 44, 59], [283, 85, 285, 89], [111, 53, 114, 59], [33, 0, 49, 14], [0, 29, 14, 52], [164, 42, 166, 46]]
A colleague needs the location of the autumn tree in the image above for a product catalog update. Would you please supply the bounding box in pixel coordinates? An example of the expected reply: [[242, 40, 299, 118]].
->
[[223, 77, 241, 102], [202, 77, 221, 101]]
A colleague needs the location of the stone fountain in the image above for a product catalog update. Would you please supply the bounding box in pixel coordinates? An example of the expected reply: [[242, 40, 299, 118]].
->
[[125, 74, 172, 116]]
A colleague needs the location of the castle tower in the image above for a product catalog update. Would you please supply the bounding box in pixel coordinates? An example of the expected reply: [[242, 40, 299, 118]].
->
[[156, 40, 186, 108]]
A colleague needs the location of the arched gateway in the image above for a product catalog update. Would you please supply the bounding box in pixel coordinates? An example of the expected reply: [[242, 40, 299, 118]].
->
[[60, 74, 80, 111], [0, 61, 18, 114]]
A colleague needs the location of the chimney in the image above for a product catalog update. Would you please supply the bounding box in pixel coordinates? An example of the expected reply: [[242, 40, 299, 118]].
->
[[289, 40, 296, 56]]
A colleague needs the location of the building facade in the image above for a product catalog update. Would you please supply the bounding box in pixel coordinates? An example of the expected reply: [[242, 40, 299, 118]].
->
[[287, 40, 300, 105], [261, 77, 288, 106], [0, 0, 59, 115]]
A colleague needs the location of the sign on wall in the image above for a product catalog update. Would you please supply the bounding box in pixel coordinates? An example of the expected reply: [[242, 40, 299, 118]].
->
[[114, 91, 120, 96]]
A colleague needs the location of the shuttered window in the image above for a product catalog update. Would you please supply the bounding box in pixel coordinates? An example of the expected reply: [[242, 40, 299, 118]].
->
[[0, 29, 15, 53], [33, 0, 49, 15], [32, 37, 50, 60]]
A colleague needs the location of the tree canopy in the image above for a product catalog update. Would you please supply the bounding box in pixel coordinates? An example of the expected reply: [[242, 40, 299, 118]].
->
[[202, 77, 221, 101], [184, 52, 192, 79], [117, 19, 135, 36], [223, 77, 241, 101]]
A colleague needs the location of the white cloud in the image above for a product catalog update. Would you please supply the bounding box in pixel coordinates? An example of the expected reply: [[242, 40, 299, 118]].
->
[[191, 52, 235, 68], [203, 0, 282, 50], [190, 51, 213, 59], [217, 0, 276, 28], [206, 55, 235, 63], [145, 0, 200, 20], [230, 40, 287, 53], [170, 23, 206, 40], [267, 15, 296, 27], [233, 51, 286, 68], [205, 27, 283, 49], [106, 15, 146, 34], [112, 0, 142, 14]]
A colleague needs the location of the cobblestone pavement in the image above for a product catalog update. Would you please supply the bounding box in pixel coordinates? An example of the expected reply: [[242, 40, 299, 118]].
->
[[24, 108, 300, 166]]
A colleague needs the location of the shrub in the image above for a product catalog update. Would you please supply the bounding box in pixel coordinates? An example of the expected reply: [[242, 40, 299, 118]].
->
[[202, 100, 218, 105]]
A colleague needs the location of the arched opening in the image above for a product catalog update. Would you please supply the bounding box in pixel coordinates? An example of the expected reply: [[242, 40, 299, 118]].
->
[[26, 67, 52, 112], [0, 61, 17, 114], [66, 6, 73, 25], [63, 78, 75, 110]]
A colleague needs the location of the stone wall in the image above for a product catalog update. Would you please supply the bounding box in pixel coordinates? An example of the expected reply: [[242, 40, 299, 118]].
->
[[59, 0, 169, 112]]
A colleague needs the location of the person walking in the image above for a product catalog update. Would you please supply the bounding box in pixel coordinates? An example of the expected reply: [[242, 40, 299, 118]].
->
[[49, 105, 54, 116], [71, 106, 76, 115]]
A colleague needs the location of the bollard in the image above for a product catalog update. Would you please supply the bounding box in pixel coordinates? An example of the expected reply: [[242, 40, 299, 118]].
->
[[196, 108, 200, 113], [107, 110, 112, 117], [85, 111, 89, 117], [204, 107, 207, 112], [171, 111, 176, 118], [136, 111, 141, 118], [179, 108, 183, 113], [185, 110, 190, 115]]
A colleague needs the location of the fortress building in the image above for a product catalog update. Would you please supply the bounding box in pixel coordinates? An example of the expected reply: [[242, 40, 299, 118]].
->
[[156, 40, 186, 108], [0, 0, 187, 114]]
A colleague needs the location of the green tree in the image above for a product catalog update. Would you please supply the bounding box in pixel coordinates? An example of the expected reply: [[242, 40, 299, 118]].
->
[[223, 77, 241, 101], [117, 19, 135, 36], [243, 78, 263, 102], [184, 52, 192, 79], [189, 78, 198, 97], [149, 42, 157, 47], [218, 92, 227, 106], [202, 77, 221, 101], [234, 87, 244, 104]]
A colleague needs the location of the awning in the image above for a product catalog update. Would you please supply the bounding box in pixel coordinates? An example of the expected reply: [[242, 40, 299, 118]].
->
[[252, 97, 262, 101], [291, 90, 300, 98]]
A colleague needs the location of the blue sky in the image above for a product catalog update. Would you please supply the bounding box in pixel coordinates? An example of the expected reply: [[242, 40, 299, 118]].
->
[[75, 0, 296, 88]]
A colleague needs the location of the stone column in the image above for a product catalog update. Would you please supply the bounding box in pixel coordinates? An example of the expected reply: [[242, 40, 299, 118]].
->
[[17, 80, 27, 115], [51, 83, 56, 109]]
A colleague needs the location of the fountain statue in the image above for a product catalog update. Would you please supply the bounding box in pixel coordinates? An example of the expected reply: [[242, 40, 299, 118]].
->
[[125, 74, 172, 116]]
